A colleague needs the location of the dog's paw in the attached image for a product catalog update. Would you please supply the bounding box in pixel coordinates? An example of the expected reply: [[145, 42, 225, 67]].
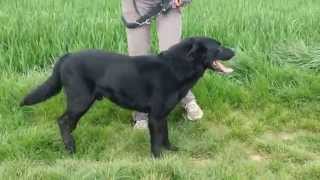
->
[[166, 145, 179, 151], [65, 144, 76, 154], [151, 148, 163, 158]]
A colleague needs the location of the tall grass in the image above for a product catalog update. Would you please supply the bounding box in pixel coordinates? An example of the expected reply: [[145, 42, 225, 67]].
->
[[0, 0, 123, 72], [0, 0, 320, 179]]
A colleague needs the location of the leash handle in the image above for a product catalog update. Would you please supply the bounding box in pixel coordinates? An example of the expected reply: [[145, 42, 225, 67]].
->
[[122, 0, 192, 29]]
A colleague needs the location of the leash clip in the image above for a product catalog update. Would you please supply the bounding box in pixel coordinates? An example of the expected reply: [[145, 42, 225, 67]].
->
[[139, 18, 151, 25]]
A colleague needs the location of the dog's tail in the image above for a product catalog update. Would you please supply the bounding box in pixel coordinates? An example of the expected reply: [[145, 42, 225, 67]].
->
[[20, 54, 70, 106]]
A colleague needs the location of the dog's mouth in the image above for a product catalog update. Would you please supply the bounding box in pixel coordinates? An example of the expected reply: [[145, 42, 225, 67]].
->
[[210, 47, 235, 74], [211, 60, 234, 74]]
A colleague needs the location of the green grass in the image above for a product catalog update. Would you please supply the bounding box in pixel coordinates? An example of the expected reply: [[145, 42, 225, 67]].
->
[[0, 0, 320, 179]]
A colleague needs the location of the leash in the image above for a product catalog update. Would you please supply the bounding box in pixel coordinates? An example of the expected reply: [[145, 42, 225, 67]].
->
[[122, 0, 191, 29]]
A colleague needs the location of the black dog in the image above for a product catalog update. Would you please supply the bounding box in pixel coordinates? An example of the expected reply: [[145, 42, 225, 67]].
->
[[20, 37, 234, 157]]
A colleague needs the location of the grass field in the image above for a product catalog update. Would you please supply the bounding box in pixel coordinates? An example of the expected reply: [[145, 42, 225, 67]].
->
[[1, 0, 320, 179]]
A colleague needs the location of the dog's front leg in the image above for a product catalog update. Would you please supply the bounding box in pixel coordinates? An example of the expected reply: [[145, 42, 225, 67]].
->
[[162, 119, 178, 151], [148, 115, 166, 158]]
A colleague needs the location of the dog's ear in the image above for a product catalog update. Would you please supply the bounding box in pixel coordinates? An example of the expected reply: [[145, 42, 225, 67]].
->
[[186, 40, 207, 61]]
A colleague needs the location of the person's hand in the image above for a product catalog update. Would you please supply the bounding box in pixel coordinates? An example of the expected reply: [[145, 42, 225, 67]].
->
[[175, 0, 182, 7]]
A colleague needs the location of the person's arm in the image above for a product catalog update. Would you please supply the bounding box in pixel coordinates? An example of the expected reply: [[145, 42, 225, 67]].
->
[[175, 0, 182, 6]]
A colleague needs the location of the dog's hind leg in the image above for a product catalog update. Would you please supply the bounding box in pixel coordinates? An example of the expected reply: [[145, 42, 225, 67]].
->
[[58, 82, 95, 154], [58, 112, 76, 153], [58, 95, 95, 154]]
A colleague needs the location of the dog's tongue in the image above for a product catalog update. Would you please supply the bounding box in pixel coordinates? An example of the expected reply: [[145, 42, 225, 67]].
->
[[212, 60, 234, 74]]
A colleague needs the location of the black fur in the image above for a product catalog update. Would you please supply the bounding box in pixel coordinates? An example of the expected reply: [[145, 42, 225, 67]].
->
[[20, 37, 234, 157]]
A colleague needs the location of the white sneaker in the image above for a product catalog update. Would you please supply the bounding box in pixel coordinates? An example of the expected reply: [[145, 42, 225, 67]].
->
[[132, 112, 148, 129], [185, 101, 203, 121], [133, 120, 148, 129]]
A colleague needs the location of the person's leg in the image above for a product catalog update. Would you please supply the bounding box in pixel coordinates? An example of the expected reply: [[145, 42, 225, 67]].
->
[[156, 9, 181, 52], [122, 0, 151, 56], [122, 0, 151, 128], [156, 9, 203, 121]]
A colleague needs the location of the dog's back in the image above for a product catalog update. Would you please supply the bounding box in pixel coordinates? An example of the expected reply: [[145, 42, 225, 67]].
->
[[20, 50, 178, 112]]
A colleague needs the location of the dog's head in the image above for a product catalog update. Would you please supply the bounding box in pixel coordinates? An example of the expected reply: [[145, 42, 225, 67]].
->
[[167, 37, 235, 71]]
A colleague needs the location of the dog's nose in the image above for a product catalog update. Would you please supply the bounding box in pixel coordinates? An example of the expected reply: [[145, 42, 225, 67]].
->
[[217, 47, 235, 60]]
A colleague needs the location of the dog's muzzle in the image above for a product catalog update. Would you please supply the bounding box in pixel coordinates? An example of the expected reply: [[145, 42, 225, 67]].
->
[[211, 47, 235, 74]]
